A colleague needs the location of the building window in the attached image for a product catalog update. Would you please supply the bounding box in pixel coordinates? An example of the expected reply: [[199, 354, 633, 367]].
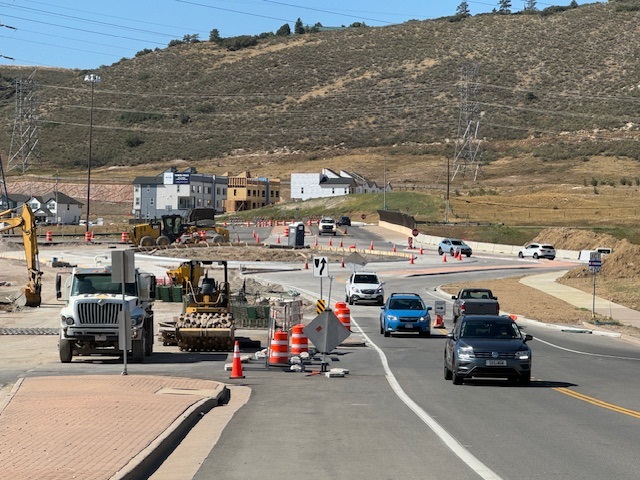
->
[[332, 188, 335, 194], [146, 186, 150, 193], [135, 198, 140, 206], [276, 191, 279, 197], [300, 187, 304, 194], [233, 189, 237, 196], [262, 190, 265, 197], [150, 198, 155, 205]]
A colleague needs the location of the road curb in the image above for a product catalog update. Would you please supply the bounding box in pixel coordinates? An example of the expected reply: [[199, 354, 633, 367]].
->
[[0, 378, 24, 416], [110, 384, 230, 480]]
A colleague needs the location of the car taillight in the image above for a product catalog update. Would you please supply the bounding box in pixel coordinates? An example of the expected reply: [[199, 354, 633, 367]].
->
[[461, 304, 466, 312], [496, 302, 500, 313]]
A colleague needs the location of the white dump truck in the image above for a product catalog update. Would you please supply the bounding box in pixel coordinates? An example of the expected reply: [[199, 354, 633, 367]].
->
[[56, 262, 156, 363]]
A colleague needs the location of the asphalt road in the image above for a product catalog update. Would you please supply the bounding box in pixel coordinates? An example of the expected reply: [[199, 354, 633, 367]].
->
[[1, 225, 639, 479]]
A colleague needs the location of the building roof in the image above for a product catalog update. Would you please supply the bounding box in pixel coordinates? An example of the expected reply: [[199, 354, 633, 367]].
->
[[41, 192, 83, 205]]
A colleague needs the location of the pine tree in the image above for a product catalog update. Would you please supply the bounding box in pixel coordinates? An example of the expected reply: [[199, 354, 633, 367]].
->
[[294, 18, 305, 35], [498, 0, 512, 14], [276, 23, 291, 36], [456, 2, 471, 17], [523, 0, 537, 12]]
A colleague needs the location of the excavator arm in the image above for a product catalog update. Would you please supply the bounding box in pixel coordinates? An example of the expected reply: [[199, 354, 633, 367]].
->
[[0, 204, 42, 307]]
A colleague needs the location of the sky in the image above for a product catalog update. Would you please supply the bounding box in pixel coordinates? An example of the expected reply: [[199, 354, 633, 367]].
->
[[0, 0, 587, 70]]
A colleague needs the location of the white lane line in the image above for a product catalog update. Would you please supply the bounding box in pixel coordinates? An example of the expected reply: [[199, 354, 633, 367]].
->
[[534, 337, 640, 361], [349, 315, 504, 480]]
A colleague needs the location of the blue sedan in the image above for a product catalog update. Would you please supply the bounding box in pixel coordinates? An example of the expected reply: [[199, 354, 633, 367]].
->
[[380, 293, 432, 337]]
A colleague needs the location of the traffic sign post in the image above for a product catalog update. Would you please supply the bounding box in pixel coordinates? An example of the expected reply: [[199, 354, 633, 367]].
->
[[589, 252, 602, 318]]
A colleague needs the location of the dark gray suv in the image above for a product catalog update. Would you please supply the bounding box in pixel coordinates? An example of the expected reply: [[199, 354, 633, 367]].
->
[[444, 315, 533, 385]]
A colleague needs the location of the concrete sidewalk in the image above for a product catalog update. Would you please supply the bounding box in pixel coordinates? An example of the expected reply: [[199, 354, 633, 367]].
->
[[0, 375, 228, 480], [520, 271, 640, 330]]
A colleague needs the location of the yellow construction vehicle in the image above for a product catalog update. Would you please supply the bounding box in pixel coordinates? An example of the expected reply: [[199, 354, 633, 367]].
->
[[0, 204, 42, 307], [162, 260, 235, 351], [130, 208, 230, 247]]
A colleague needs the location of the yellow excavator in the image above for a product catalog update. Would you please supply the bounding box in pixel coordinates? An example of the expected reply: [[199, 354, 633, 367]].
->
[[0, 204, 42, 307]]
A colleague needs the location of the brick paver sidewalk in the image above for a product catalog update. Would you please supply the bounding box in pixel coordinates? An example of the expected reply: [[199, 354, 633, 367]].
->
[[0, 375, 224, 480]]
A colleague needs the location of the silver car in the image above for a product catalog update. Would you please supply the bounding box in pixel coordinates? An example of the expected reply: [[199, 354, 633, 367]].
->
[[444, 315, 533, 385], [518, 243, 555, 260]]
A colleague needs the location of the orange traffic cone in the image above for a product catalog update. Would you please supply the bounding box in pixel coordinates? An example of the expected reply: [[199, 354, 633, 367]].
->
[[369, 241, 374, 251], [304, 258, 309, 269], [277, 234, 281, 244], [339, 239, 343, 247], [392, 244, 397, 253], [329, 238, 333, 246], [341, 257, 345, 268], [343, 228, 347, 234], [419, 246, 424, 255], [433, 314, 444, 328], [229, 341, 245, 379], [458, 250, 463, 261], [410, 255, 415, 264], [314, 236, 318, 247], [442, 254, 447, 263]]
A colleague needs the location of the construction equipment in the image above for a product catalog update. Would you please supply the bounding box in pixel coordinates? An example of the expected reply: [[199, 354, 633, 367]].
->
[[0, 204, 42, 307], [162, 260, 235, 351], [130, 208, 230, 247]]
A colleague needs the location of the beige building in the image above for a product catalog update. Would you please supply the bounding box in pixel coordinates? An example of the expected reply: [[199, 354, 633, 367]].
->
[[225, 171, 280, 213]]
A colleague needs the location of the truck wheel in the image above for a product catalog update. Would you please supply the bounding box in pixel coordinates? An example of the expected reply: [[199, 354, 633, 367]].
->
[[140, 236, 155, 247], [156, 235, 170, 246], [59, 339, 73, 363], [132, 338, 145, 363], [210, 234, 224, 243]]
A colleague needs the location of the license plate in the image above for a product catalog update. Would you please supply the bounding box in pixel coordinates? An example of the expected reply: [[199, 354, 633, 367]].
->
[[95, 334, 107, 341], [405, 323, 413, 328], [486, 359, 507, 366]]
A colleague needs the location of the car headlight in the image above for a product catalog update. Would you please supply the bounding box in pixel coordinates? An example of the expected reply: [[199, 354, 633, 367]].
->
[[352, 287, 361, 294], [419, 316, 427, 323], [61, 315, 75, 326], [376, 287, 383, 294], [131, 315, 144, 327], [515, 350, 530, 360], [458, 346, 475, 360], [387, 314, 397, 322]]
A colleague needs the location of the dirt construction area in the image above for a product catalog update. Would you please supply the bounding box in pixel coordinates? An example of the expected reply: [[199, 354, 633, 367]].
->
[[1, 227, 639, 340]]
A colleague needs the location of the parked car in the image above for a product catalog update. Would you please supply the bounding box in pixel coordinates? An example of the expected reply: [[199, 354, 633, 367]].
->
[[451, 288, 500, 324], [337, 216, 351, 227], [379, 293, 432, 337], [345, 271, 384, 305], [444, 315, 533, 385], [438, 238, 472, 257], [318, 217, 337, 236], [518, 243, 555, 260]]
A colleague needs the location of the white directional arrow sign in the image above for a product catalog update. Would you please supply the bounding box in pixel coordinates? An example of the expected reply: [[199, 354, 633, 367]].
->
[[313, 256, 329, 277]]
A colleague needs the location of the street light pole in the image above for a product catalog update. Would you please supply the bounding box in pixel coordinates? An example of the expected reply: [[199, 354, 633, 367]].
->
[[84, 73, 101, 232], [383, 157, 387, 210]]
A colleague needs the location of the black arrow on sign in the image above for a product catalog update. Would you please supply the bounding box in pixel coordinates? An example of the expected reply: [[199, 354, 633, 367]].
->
[[314, 257, 328, 276]]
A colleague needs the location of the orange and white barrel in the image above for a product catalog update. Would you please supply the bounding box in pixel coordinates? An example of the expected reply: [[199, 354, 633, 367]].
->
[[46, 231, 53, 242], [269, 330, 289, 365], [121, 231, 128, 243], [334, 301, 351, 331], [284, 226, 290, 238], [290, 324, 308, 355], [84, 231, 92, 242]]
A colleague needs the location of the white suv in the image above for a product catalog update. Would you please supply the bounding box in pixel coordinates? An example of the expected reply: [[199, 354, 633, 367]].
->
[[345, 272, 384, 305], [318, 217, 337, 236]]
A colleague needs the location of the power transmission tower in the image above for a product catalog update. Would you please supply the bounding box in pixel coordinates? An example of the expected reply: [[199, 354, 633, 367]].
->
[[8, 70, 40, 173], [451, 64, 483, 181]]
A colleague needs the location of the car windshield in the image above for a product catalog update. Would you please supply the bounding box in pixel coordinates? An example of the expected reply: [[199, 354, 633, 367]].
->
[[354, 274, 379, 284], [389, 298, 424, 310], [322, 219, 334, 224], [451, 240, 464, 246], [460, 321, 520, 339]]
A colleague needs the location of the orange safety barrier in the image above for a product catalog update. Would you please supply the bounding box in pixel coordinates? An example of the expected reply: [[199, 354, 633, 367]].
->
[[84, 231, 92, 242], [46, 231, 53, 242], [334, 301, 351, 331], [290, 324, 309, 355], [269, 330, 289, 365], [121, 231, 128, 243]]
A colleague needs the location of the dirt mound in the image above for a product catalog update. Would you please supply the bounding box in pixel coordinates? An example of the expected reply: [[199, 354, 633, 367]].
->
[[563, 239, 640, 280], [532, 227, 618, 251]]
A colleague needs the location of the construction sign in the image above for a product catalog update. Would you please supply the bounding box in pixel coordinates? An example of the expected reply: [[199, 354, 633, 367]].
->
[[316, 299, 326, 314]]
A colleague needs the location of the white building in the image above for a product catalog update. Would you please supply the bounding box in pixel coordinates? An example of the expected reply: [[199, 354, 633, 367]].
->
[[25, 192, 83, 225], [290, 168, 389, 201], [132, 167, 228, 219]]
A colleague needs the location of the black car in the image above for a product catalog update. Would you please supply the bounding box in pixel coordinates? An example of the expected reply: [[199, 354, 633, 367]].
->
[[444, 315, 533, 385], [337, 216, 351, 226]]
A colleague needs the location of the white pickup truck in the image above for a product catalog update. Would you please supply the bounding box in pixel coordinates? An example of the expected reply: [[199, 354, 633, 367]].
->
[[56, 263, 156, 363]]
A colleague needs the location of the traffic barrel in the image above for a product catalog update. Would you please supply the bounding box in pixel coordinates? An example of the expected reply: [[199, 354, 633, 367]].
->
[[46, 231, 53, 242], [121, 232, 128, 243], [290, 324, 309, 355], [334, 302, 351, 331], [269, 330, 289, 365]]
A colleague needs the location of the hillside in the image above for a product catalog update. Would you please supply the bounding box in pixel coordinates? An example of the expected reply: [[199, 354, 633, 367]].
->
[[1, 2, 640, 177]]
